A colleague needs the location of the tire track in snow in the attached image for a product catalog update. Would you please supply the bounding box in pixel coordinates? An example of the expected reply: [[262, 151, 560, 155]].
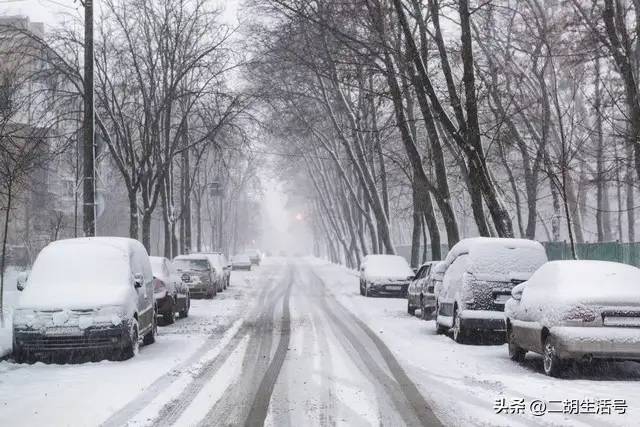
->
[[100, 267, 284, 427], [154, 271, 288, 427], [306, 266, 443, 427], [244, 279, 293, 427], [196, 265, 294, 427]]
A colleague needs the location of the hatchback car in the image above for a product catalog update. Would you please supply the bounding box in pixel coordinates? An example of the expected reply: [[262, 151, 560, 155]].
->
[[150, 256, 190, 323], [12, 237, 156, 363], [173, 254, 217, 299], [359, 255, 415, 298], [435, 238, 547, 343], [407, 261, 437, 316], [506, 260, 640, 376]]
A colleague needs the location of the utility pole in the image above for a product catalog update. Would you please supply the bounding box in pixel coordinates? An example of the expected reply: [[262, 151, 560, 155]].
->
[[82, 0, 96, 237]]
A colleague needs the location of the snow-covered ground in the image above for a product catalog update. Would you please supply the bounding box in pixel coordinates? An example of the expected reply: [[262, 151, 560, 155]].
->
[[0, 264, 275, 427], [309, 259, 640, 427], [2, 258, 639, 427]]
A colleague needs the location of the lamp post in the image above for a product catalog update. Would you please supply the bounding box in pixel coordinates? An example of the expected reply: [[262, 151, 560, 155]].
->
[[82, 0, 96, 237]]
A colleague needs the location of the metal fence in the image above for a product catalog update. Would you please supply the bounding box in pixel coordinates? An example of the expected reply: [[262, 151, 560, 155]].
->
[[397, 242, 640, 268]]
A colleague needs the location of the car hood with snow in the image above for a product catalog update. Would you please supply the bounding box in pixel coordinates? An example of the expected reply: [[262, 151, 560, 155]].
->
[[506, 260, 640, 326]]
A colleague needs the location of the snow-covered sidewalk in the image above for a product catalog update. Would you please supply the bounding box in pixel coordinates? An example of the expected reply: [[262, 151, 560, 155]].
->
[[309, 258, 640, 427]]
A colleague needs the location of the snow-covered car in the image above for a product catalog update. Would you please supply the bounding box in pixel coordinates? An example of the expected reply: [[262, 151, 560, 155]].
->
[[198, 253, 230, 292], [359, 255, 415, 298], [232, 254, 252, 271], [173, 254, 217, 299], [12, 237, 157, 363], [150, 256, 190, 323], [435, 238, 547, 343], [506, 260, 640, 377], [245, 249, 263, 266], [407, 261, 437, 317], [427, 261, 447, 320]]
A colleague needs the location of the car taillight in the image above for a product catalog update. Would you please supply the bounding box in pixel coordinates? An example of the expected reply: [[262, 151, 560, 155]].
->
[[564, 306, 597, 322], [153, 278, 166, 293]]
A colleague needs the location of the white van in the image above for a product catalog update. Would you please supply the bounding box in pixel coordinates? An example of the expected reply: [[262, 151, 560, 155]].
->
[[12, 237, 156, 362], [435, 238, 548, 343]]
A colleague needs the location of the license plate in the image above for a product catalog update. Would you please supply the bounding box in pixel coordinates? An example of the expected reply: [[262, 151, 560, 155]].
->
[[386, 285, 401, 291], [45, 327, 83, 336], [494, 294, 511, 304], [604, 316, 640, 327]]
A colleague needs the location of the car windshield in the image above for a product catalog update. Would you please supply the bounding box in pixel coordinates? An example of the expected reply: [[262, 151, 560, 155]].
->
[[173, 259, 209, 271], [365, 256, 413, 277], [27, 244, 130, 290]]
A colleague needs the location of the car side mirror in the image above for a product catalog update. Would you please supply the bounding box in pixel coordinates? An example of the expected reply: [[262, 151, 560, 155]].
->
[[133, 273, 144, 289], [511, 283, 526, 301], [412, 268, 418, 274], [16, 272, 28, 291]]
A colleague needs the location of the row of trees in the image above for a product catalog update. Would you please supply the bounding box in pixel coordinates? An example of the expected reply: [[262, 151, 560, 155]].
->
[[0, 0, 261, 284], [248, 0, 640, 268]]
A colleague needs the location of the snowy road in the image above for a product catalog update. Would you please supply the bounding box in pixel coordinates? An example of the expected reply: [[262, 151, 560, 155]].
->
[[2, 258, 640, 426]]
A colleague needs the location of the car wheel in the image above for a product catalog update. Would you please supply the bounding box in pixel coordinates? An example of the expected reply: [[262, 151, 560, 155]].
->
[[179, 294, 190, 318], [452, 308, 467, 344], [359, 281, 364, 296], [543, 336, 564, 377], [163, 299, 175, 325], [121, 320, 140, 360], [407, 299, 416, 315], [12, 343, 26, 364], [143, 312, 157, 346], [508, 326, 526, 362], [420, 298, 430, 320]]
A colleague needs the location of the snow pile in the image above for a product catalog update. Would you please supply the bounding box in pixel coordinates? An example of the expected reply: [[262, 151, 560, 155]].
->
[[362, 255, 413, 281]]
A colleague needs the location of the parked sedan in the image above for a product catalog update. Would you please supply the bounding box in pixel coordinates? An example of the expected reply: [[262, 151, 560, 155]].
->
[[232, 254, 252, 271], [407, 261, 437, 316], [506, 260, 640, 377], [359, 255, 414, 298], [12, 237, 156, 363], [150, 256, 190, 323]]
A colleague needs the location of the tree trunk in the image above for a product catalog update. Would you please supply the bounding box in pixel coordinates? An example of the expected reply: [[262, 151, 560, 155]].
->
[[0, 182, 13, 327]]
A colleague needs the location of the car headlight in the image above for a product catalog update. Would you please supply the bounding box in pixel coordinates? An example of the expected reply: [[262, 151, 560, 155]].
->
[[13, 309, 36, 327], [98, 305, 127, 326]]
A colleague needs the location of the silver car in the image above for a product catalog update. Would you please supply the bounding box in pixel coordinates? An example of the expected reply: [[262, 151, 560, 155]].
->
[[506, 260, 640, 377]]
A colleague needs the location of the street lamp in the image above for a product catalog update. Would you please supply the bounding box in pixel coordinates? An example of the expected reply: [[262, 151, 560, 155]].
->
[[81, 0, 96, 237]]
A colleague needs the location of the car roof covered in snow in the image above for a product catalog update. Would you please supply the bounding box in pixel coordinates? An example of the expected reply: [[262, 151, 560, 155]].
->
[[443, 237, 547, 281], [529, 260, 640, 292], [445, 237, 544, 261], [362, 255, 413, 279], [174, 253, 210, 261]]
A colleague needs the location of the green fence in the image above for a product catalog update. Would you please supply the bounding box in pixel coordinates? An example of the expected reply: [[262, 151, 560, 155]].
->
[[542, 242, 640, 266], [397, 242, 640, 268]]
